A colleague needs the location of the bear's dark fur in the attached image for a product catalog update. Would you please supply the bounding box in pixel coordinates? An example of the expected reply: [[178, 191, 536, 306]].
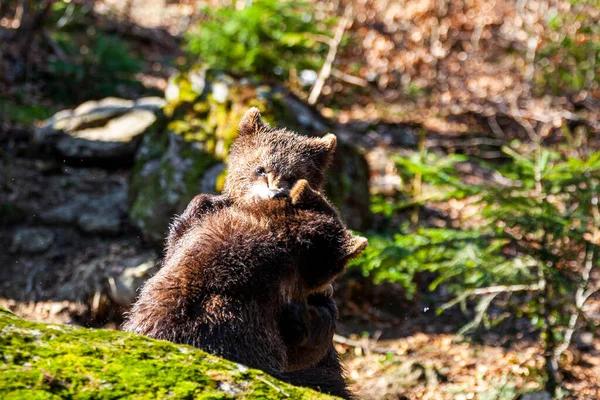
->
[[123, 109, 366, 398]]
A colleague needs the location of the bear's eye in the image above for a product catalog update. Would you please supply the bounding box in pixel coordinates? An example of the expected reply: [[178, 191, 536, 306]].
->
[[255, 167, 267, 177]]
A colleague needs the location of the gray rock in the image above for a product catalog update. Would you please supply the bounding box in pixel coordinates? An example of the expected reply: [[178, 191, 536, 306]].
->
[[57, 250, 157, 308], [40, 192, 126, 235], [10, 227, 55, 253], [520, 392, 552, 400], [40, 202, 82, 225], [77, 213, 121, 235], [107, 258, 158, 307], [35, 97, 165, 162], [130, 131, 217, 243]]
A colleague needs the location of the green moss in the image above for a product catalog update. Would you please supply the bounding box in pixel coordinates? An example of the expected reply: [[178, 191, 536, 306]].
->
[[0, 100, 55, 126], [165, 70, 284, 159], [0, 308, 334, 399], [215, 168, 228, 193], [181, 148, 220, 202]]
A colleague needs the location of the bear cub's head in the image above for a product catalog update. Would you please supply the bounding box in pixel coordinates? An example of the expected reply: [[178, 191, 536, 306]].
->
[[224, 108, 337, 205]]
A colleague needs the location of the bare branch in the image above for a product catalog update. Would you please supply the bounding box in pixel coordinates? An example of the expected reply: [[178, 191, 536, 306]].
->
[[43, 29, 68, 63], [465, 283, 543, 296], [582, 286, 599, 304], [487, 116, 506, 139], [495, 104, 600, 132], [308, 5, 353, 105], [255, 376, 290, 397], [333, 334, 397, 355], [555, 244, 597, 359], [508, 101, 539, 143], [331, 68, 367, 87], [303, 32, 335, 46]]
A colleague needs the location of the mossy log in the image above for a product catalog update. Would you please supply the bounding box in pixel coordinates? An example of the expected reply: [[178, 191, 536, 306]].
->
[[0, 308, 335, 399]]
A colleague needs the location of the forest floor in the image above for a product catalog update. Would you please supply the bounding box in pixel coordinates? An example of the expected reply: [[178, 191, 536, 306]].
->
[[2, 152, 599, 399], [2, 1, 600, 399], [3, 88, 600, 400]]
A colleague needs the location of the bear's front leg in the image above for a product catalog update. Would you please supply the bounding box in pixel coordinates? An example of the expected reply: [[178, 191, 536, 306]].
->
[[287, 179, 368, 293], [275, 344, 353, 399], [279, 292, 338, 372]]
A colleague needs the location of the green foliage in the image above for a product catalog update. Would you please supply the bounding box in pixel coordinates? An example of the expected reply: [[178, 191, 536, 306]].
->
[[46, 31, 144, 102], [352, 228, 514, 299], [0, 0, 145, 103], [352, 143, 600, 391], [186, 0, 331, 80], [48, 0, 95, 30], [536, 0, 600, 94], [0, 99, 55, 125]]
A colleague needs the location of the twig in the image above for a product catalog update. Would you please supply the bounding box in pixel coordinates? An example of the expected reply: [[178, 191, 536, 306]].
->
[[303, 32, 336, 46], [425, 137, 504, 148], [495, 104, 600, 132], [56, 1, 76, 29], [524, 36, 538, 84], [331, 68, 367, 87], [585, 49, 596, 89], [487, 116, 506, 139], [440, 282, 543, 312], [582, 286, 599, 304], [308, 5, 352, 105], [554, 187, 600, 359], [457, 292, 500, 336], [471, 23, 484, 51], [43, 29, 68, 63], [255, 376, 290, 397], [333, 333, 397, 355], [465, 283, 543, 296], [508, 101, 538, 143]]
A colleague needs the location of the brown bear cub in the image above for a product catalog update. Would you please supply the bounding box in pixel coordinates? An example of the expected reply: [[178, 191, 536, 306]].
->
[[123, 109, 366, 398]]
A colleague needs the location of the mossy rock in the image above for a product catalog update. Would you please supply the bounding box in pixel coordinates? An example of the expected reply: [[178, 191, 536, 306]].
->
[[129, 69, 370, 244], [0, 308, 335, 399]]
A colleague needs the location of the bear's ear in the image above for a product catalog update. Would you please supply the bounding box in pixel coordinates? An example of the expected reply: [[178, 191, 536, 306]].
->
[[239, 107, 266, 136], [310, 133, 337, 166]]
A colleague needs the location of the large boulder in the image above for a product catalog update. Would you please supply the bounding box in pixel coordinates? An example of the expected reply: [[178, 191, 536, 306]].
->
[[129, 69, 371, 244], [0, 308, 334, 399], [34, 97, 166, 163]]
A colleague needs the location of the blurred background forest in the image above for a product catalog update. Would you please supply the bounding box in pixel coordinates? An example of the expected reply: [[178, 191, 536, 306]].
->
[[1, 0, 600, 399]]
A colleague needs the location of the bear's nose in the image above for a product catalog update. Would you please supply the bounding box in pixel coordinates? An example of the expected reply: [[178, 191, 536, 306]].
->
[[269, 189, 290, 199]]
